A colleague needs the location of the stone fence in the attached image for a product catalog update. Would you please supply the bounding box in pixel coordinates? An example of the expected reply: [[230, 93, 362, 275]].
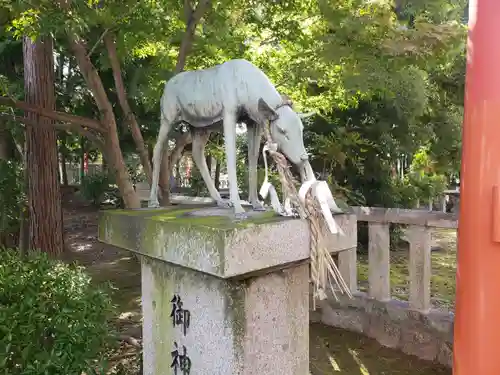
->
[[317, 207, 458, 367]]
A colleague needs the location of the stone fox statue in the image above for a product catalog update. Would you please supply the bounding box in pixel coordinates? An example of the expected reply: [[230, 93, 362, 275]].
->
[[149, 59, 314, 215]]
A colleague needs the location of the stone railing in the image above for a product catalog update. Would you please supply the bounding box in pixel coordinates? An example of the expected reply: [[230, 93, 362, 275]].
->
[[417, 189, 460, 213], [318, 207, 458, 367]]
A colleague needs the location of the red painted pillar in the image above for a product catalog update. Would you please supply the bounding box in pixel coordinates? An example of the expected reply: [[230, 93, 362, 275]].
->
[[454, 0, 500, 373]]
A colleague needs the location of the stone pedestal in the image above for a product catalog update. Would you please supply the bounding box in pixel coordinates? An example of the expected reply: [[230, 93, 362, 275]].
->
[[98, 205, 356, 375]]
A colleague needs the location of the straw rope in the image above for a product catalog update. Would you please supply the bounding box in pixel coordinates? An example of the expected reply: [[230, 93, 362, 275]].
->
[[261, 121, 353, 309]]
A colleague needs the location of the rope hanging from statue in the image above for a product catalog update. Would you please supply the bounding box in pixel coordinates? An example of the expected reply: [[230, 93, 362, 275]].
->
[[259, 119, 354, 308]]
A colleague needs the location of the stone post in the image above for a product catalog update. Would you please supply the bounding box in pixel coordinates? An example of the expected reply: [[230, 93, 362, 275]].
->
[[98, 206, 357, 375], [368, 222, 391, 301], [407, 225, 432, 312]]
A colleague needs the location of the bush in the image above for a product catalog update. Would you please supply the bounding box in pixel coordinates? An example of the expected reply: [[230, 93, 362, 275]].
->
[[0, 160, 25, 241], [125, 156, 146, 185], [236, 165, 282, 202], [80, 171, 125, 208], [0, 249, 116, 375], [187, 167, 209, 197], [80, 171, 113, 207]]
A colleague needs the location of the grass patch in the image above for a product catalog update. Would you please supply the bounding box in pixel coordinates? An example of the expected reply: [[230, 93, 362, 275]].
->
[[357, 228, 457, 309]]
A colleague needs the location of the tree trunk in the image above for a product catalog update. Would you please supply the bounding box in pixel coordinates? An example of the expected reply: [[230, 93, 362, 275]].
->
[[148, 143, 153, 164], [214, 159, 221, 190], [159, 154, 171, 205], [56, 155, 61, 184], [206, 155, 212, 175], [175, 160, 182, 187], [63, 31, 140, 208], [175, 0, 212, 73], [159, 132, 192, 204], [23, 35, 64, 256], [60, 151, 69, 185], [104, 134, 140, 207], [104, 33, 152, 184], [157, 0, 211, 205]]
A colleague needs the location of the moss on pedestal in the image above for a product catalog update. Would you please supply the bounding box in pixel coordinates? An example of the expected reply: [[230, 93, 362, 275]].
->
[[98, 205, 303, 277], [148, 208, 282, 230], [100, 206, 285, 231]]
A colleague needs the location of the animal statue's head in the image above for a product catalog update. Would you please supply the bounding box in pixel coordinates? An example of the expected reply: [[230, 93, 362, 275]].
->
[[258, 96, 316, 182]]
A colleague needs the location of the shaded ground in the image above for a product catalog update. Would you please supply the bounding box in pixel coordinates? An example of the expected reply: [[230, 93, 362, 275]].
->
[[310, 324, 450, 375], [357, 229, 457, 309], [62, 203, 452, 374]]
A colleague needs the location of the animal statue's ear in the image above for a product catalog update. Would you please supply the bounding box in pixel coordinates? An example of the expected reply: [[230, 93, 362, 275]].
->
[[258, 98, 279, 121], [298, 112, 315, 119]]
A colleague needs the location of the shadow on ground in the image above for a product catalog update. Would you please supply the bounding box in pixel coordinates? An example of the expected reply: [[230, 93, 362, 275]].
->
[[62, 207, 452, 375], [310, 324, 450, 375]]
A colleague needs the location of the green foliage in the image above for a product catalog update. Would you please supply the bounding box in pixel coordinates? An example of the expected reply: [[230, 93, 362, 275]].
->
[[237, 165, 283, 202], [240, 0, 465, 209], [0, 159, 24, 240], [187, 167, 209, 197], [407, 145, 448, 201], [125, 155, 146, 185], [0, 248, 116, 375], [79, 171, 112, 207], [0, 0, 466, 213], [78, 156, 144, 208], [79, 169, 125, 208]]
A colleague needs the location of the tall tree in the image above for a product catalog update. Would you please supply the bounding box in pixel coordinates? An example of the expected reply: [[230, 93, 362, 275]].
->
[[1, 0, 217, 208], [0, 0, 466, 212], [23, 35, 64, 255]]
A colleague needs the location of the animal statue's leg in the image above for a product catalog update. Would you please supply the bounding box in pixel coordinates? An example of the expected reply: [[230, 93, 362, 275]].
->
[[247, 124, 265, 211], [191, 129, 231, 208], [149, 115, 172, 208], [222, 111, 245, 216]]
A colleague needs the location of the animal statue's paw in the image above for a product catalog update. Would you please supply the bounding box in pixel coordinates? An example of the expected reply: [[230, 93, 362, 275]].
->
[[233, 205, 247, 220], [148, 198, 160, 208], [251, 200, 266, 211], [234, 212, 249, 220], [216, 199, 233, 209]]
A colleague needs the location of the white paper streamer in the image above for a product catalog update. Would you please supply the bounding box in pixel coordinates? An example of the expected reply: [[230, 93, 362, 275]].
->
[[259, 142, 295, 216], [299, 180, 344, 235], [259, 141, 344, 235]]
